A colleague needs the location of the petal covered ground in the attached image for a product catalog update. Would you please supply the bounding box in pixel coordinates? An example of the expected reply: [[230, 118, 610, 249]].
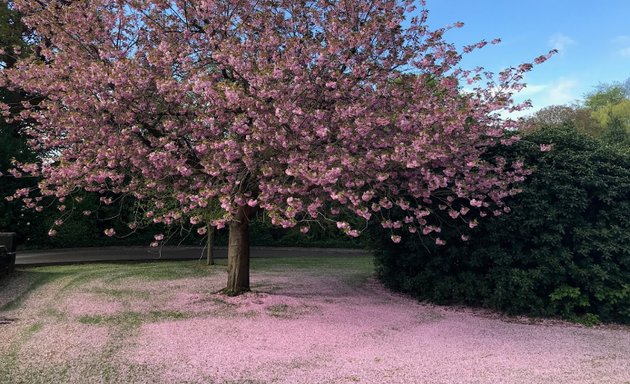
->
[[0, 256, 628, 384]]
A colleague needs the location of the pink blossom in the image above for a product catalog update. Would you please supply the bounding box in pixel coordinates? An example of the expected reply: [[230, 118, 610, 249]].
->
[[347, 229, 360, 237], [104, 228, 116, 237], [540, 144, 553, 152], [3, 0, 539, 292], [336, 222, 349, 230], [361, 191, 375, 202]]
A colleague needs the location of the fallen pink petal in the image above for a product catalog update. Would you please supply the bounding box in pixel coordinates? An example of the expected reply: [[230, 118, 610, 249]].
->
[[0, 258, 628, 383]]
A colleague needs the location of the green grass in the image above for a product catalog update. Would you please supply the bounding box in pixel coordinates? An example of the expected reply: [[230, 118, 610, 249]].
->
[[266, 304, 291, 318], [251, 255, 373, 272], [1, 256, 372, 326], [0, 255, 376, 383], [1, 257, 373, 311], [89, 287, 151, 299], [2, 261, 218, 310], [77, 310, 189, 327], [251, 256, 374, 291], [1, 270, 68, 311], [0, 323, 43, 384], [102, 261, 215, 282], [23, 321, 42, 337]]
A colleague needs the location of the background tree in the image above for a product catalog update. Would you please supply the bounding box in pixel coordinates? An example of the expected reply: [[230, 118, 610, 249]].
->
[[602, 115, 629, 147], [523, 104, 597, 136], [525, 78, 630, 146], [0, 1, 40, 240], [585, 80, 630, 142], [585, 83, 628, 110], [3, 0, 550, 294]]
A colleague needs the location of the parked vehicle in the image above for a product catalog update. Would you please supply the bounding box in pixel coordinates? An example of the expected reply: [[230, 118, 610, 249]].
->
[[0, 233, 16, 275]]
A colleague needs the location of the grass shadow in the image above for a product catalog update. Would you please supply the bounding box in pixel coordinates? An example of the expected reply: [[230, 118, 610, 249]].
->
[[1, 269, 71, 311]]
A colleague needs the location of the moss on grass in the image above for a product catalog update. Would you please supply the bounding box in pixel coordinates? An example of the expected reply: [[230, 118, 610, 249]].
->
[[252, 255, 373, 272], [77, 310, 189, 327], [103, 261, 215, 282], [89, 287, 150, 299]]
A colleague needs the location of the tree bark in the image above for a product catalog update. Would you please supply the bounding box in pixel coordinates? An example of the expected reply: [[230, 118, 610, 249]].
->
[[226, 206, 254, 294], [206, 224, 214, 266]]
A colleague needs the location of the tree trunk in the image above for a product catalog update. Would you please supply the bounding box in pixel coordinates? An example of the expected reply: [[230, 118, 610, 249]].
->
[[226, 206, 254, 294], [206, 224, 214, 266]]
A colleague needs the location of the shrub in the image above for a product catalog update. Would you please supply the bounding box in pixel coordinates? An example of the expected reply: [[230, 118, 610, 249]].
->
[[373, 125, 630, 324]]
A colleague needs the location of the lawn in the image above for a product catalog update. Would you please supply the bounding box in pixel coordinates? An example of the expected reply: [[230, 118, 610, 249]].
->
[[0, 255, 628, 384]]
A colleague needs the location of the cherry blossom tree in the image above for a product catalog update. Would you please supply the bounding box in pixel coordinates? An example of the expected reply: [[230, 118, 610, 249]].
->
[[1, 0, 552, 293]]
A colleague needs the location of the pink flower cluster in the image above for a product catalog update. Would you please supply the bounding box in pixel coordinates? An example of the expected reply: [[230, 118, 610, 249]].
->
[[3, 0, 552, 241]]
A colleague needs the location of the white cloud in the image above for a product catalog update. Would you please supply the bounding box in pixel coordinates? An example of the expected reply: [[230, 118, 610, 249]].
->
[[545, 78, 579, 105], [518, 84, 548, 97], [619, 47, 630, 58], [549, 33, 576, 53], [612, 35, 630, 44], [501, 83, 550, 119], [505, 78, 579, 119], [610, 35, 630, 58]]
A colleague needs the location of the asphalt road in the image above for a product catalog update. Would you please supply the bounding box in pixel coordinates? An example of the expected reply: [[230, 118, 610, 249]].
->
[[15, 246, 371, 266]]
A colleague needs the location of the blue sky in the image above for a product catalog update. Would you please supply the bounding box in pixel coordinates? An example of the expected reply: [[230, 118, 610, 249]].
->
[[420, 0, 630, 116]]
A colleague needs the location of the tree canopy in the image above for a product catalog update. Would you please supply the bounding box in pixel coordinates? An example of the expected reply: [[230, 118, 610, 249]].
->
[[2, 0, 551, 292]]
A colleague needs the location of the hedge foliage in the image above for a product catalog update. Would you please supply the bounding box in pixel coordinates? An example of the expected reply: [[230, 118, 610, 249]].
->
[[373, 125, 630, 324]]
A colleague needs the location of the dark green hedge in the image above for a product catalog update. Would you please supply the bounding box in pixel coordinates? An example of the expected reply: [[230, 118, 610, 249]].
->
[[373, 125, 630, 324]]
